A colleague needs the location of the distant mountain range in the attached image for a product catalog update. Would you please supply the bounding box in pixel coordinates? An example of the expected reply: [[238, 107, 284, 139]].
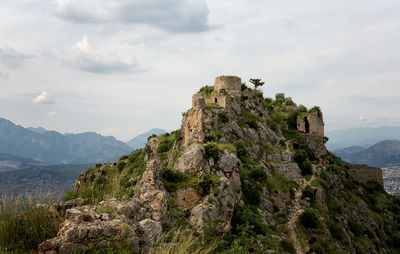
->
[[126, 128, 166, 149], [334, 140, 400, 167], [326, 126, 400, 150], [0, 117, 132, 164]]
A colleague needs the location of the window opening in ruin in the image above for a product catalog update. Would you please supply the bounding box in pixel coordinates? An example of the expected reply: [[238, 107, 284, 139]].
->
[[304, 117, 310, 133], [215, 98, 218, 103]]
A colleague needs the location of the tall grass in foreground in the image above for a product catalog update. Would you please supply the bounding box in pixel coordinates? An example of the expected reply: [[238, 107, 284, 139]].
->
[[0, 194, 62, 253], [150, 229, 217, 254]]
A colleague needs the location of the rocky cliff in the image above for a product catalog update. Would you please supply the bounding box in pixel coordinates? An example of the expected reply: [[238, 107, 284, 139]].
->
[[39, 76, 400, 254]]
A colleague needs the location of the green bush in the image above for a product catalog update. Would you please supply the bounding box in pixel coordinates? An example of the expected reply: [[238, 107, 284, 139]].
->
[[242, 181, 261, 206], [235, 142, 248, 159], [313, 240, 337, 254], [348, 220, 362, 237], [328, 219, 344, 240], [299, 209, 318, 228], [231, 205, 266, 235], [198, 85, 214, 96], [249, 168, 267, 182], [218, 112, 229, 123], [300, 161, 313, 175], [242, 110, 259, 130], [363, 180, 384, 194], [117, 161, 126, 172], [204, 142, 219, 160], [280, 240, 296, 253], [294, 149, 308, 164], [161, 169, 185, 183], [301, 185, 316, 203]]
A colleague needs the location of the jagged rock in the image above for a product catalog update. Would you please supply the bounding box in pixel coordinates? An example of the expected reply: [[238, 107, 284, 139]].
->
[[271, 162, 302, 180], [300, 134, 327, 163], [174, 144, 207, 174], [218, 150, 239, 173], [138, 219, 162, 253], [135, 159, 168, 221]]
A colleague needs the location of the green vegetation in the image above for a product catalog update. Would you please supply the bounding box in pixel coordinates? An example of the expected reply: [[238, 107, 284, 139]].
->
[[249, 78, 265, 90], [160, 169, 197, 192], [231, 204, 266, 235], [299, 209, 318, 229], [280, 240, 296, 253], [63, 189, 78, 201], [301, 185, 316, 204], [0, 194, 62, 252], [198, 86, 214, 96], [204, 142, 219, 160]]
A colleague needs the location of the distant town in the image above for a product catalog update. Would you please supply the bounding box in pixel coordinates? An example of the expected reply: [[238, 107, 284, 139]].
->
[[382, 166, 400, 195]]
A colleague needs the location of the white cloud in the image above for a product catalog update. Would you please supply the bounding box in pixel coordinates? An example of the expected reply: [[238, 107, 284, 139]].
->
[[359, 116, 367, 122], [48, 111, 57, 117], [33, 91, 55, 104], [74, 36, 90, 52], [64, 36, 144, 74], [53, 0, 212, 33]]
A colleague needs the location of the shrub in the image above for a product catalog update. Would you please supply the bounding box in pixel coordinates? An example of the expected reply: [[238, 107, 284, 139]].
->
[[231, 205, 266, 235], [280, 240, 296, 253], [300, 161, 313, 175], [301, 185, 316, 203], [328, 219, 344, 240], [299, 209, 318, 228], [348, 220, 362, 237], [117, 161, 126, 171], [249, 168, 267, 182], [364, 180, 384, 194], [218, 112, 229, 123], [313, 240, 337, 254], [203, 142, 219, 160], [161, 169, 185, 183], [198, 86, 214, 96], [95, 163, 102, 168], [294, 149, 308, 164], [242, 110, 259, 130], [235, 142, 248, 159], [242, 181, 261, 206]]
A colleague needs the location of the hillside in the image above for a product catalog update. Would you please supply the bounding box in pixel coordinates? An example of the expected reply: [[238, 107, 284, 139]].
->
[[335, 140, 400, 167], [0, 164, 91, 197], [0, 118, 132, 164], [5, 76, 400, 254]]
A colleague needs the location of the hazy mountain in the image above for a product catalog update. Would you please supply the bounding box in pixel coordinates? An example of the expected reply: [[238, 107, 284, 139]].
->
[[334, 140, 400, 167], [0, 153, 43, 172], [126, 128, 166, 149], [326, 126, 400, 150], [0, 117, 132, 164], [26, 126, 48, 134], [0, 163, 91, 197]]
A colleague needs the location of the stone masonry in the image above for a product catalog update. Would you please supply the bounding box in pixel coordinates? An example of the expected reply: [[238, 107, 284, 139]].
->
[[297, 111, 324, 137]]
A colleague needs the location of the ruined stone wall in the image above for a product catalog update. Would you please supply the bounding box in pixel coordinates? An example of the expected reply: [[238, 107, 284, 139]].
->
[[205, 95, 230, 109], [214, 76, 241, 96], [344, 162, 384, 185], [297, 112, 324, 137]]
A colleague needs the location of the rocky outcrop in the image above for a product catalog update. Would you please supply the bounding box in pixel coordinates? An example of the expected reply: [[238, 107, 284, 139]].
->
[[38, 198, 159, 254], [135, 158, 168, 221]]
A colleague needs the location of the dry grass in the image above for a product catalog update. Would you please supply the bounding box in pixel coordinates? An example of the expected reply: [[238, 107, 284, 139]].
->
[[0, 194, 62, 252], [150, 229, 217, 254]]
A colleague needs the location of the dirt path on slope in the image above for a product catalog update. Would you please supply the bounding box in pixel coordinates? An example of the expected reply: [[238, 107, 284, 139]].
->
[[287, 174, 315, 254]]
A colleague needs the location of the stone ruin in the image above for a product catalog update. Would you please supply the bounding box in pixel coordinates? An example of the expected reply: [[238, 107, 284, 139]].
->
[[192, 75, 241, 110], [296, 111, 324, 137]]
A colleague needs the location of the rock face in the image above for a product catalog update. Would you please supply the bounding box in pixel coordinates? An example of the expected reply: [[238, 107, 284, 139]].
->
[[38, 75, 397, 254]]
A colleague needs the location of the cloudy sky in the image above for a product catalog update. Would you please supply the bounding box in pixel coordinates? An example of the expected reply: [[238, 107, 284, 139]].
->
[[1, 0, 400, 141]]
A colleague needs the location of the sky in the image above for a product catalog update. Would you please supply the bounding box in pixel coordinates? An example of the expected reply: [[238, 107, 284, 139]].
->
[[1, 0, 400, 141]]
